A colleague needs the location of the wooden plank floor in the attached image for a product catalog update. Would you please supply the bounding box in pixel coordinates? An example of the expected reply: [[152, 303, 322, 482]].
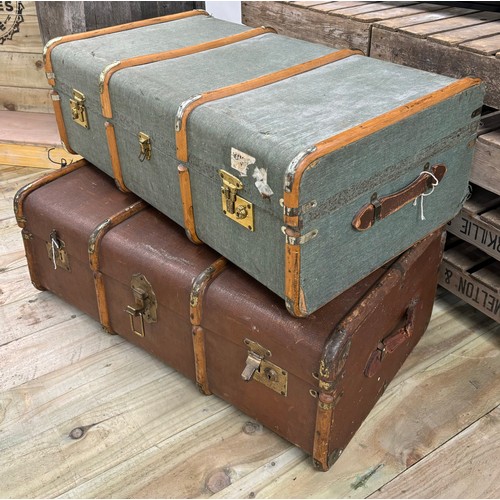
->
[[1, 165, 499, 498]]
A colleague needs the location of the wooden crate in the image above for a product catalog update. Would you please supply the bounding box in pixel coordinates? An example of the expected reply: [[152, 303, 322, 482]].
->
[[242, 2, 454, 53], [243, 2, 500, 108], [0, 1, 52, 113], [446, 184, 500, 262], [370, 5, 500, 109], [472, 109, 500, 195], [439, 236, 500, 323]]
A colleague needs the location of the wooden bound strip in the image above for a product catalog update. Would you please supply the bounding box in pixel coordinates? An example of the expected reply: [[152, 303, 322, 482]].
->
[[88, 200, 147, 333], [178, 165, 203, 244], [100, 27, 276, 118], [44, 9, 208, 85], [175, 49, 362, 162], [22, 229, 45, 292], [49, 90, 77, 154], [283, 77, 481, 315], [312, 392, 336, 471], [14, 159, 87, 227], [190, 257, 227, 394], [104, 122, 129, 192]]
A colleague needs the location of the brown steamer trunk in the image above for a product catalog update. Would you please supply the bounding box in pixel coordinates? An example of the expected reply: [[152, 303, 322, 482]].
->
[[14, 161, 445, 471]]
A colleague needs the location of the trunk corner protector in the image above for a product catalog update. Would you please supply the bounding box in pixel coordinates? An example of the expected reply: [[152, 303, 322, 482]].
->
[[43, 36, 63, 63], [280, 198, 317, 217], [175, 94, 202, 132], [99, 61, 121, 93], [282, 226, 318, 245], [284, 146, 317, 193]]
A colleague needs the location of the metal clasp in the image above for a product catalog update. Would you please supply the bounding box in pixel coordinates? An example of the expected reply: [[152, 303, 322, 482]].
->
[[241, 339, 287, 396], [218, 170, 254, 231], [69, 89, 89, 128], [125, 274, 157, 337], [138, 132, 151, 162], [45, 230, 70, 271]]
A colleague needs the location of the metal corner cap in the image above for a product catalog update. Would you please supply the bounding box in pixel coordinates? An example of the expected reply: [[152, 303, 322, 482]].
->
[[43, 36, 63, 62], [175, 94, 202, 132], [99, 61, 121, 93], [284, 146, 317, 193]]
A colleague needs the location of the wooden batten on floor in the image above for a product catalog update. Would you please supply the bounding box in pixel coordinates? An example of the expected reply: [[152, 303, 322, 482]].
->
[[0, 110, 81, 169]]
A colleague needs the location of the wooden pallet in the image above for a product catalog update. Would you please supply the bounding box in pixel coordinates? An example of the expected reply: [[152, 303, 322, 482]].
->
[[242, 2, 500, 108], [439, 235, 500, 323]]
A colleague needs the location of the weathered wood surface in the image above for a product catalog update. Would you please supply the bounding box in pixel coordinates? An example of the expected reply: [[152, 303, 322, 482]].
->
[[35, 1, 205, 44], [0, 86, 53, 113], [0, 2, 52, 113], [243, 2, 500, 108], [0, 111, 81, 168], [472, 128, 500, 196], [370, 406, 500, 498], [242, 1, 373, 52], [439, 240, 500, 323], [370, 26, 500, 109], [446, 189, 500, 262], [0, 164, 499, 497]]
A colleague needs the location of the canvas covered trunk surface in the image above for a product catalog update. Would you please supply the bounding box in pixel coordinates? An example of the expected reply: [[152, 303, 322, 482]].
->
[[46, 11, 484, 315], [15, 162, 445, 470]]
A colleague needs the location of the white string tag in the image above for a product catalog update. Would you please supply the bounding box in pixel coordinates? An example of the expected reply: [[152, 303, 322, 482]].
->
[[413, 171, 439, 221]]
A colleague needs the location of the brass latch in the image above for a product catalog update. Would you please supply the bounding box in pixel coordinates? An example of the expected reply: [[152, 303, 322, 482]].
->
[[241, 339, 287, 396], [69, 89, 89, 128], [138, 132, 151, 161], [46, 230, 70, 271], [125, 274, 157, 337], [218, 170, 254, 231]]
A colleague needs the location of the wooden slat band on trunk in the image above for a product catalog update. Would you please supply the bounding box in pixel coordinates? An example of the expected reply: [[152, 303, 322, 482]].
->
[[282, 77, 481, 316], [104, 122, 129, 192], [100, 26, 276, 118], [21, 228, 45, 292], [49, 90, 77, 155], [175, 49, 362, 163], [178, 165, 203, 244], [43, 9, 209, 85], [14, 159, 87, 227], [88, 200, 147, 333], [190, 257, 228, 394]]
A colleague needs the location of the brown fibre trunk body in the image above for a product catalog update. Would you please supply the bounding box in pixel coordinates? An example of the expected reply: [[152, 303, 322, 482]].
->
[[15, 164, 445, 470]]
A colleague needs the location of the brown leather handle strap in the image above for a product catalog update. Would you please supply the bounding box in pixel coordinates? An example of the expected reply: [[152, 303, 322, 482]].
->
[[352, 163, 446, 231], [364, 301, 418, 378]]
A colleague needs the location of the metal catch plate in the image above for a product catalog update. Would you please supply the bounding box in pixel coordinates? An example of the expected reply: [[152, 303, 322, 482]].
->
[[45, 231, 70, 271], [69, 89, 89, 128], [241, 338, 287, 396], [138, 132, 151, 161], [253, 359, 288, 396], [125, 274, 157, 337], [219, 170, 254, 231]]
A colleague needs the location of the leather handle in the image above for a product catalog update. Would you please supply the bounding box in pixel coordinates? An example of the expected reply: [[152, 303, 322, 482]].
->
[[352, 164, 446, 231], [364, 301, 418, 378]]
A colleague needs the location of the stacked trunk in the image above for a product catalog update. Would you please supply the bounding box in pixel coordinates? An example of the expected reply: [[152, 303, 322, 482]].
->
[[13, 8, 485, 470]]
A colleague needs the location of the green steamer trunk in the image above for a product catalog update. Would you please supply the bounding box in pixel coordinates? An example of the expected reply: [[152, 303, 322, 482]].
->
[[45, 10, 485, 316]]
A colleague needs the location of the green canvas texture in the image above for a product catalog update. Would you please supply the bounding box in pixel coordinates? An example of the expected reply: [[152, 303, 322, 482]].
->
[[50, 14, 485, 315]]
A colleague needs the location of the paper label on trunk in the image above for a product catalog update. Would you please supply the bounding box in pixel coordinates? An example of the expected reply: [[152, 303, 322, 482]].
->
[[231, 148, 255, 177]]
